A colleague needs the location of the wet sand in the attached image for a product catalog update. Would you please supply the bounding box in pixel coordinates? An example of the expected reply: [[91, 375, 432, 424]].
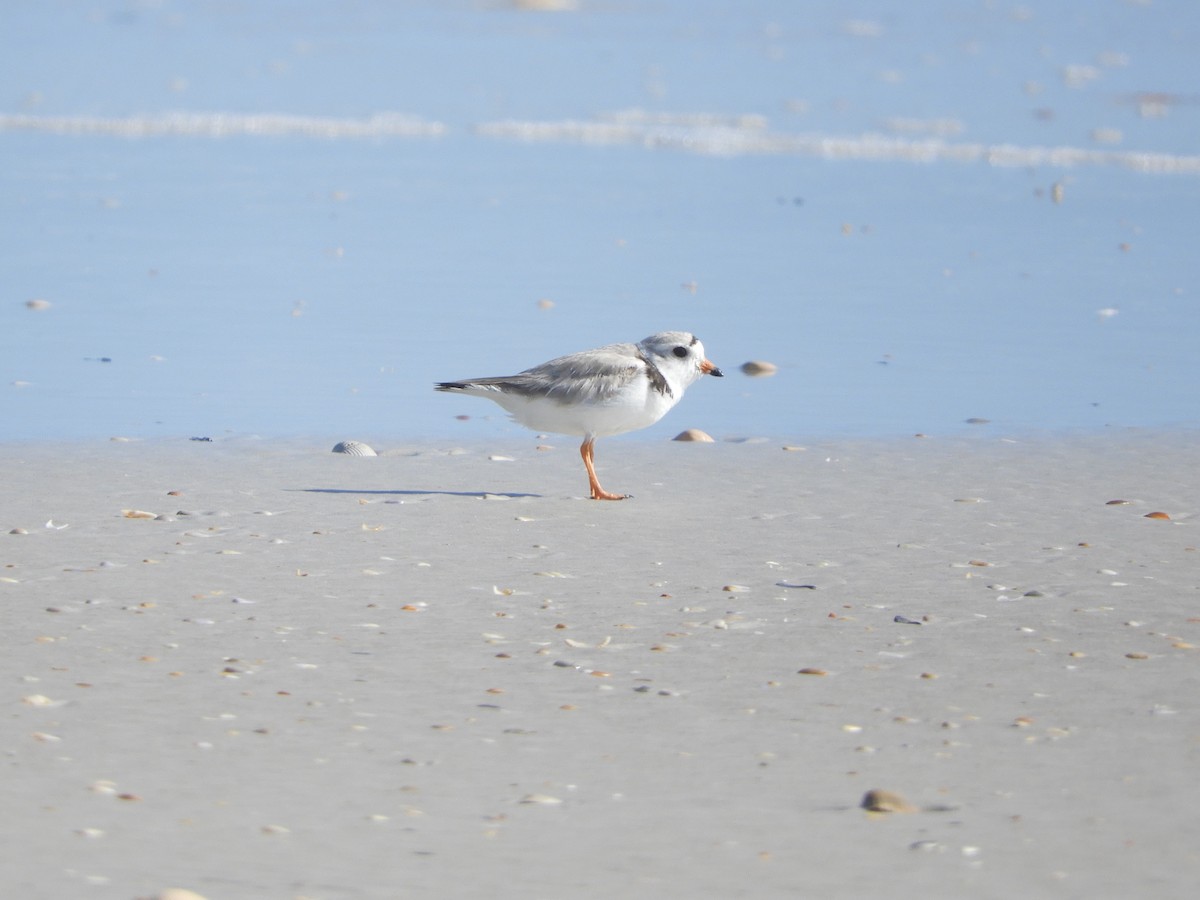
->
[[3, 432, 1198, 899]]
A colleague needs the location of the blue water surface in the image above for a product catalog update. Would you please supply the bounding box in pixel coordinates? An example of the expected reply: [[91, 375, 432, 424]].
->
[[3, 1, 1198, 442]]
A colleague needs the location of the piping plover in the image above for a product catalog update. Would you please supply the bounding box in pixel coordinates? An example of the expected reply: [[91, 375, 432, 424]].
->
[[435, 331, 722, 500]]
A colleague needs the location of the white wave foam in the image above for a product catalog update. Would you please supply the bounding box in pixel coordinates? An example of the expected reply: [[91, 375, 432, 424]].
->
[[0, 111, 446, 139], [476, 115, 1200, 174], [4, 110, 1197, 174]]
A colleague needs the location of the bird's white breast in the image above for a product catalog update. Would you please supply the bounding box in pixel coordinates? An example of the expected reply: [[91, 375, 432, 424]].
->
[[490, 372, 680, 437]]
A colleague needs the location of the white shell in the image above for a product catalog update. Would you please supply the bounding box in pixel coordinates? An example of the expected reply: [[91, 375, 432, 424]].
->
[[331, 440, 377, 456]]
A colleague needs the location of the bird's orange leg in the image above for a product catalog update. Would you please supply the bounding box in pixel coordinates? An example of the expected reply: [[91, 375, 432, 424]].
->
[[580, 438, 628, 500]]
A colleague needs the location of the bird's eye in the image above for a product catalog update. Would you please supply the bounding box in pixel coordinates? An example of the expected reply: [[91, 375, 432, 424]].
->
[[672, 346, 688, 358]]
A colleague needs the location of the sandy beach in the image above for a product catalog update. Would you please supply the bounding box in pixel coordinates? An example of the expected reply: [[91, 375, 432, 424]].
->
[[3, 431, 1197, 899]]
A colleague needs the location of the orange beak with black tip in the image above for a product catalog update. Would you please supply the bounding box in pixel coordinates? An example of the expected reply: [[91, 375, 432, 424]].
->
[[701, 359, 723, 377]]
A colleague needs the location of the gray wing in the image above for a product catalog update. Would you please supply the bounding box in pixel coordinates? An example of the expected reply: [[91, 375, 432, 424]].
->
[[437, 342, 645, 404]]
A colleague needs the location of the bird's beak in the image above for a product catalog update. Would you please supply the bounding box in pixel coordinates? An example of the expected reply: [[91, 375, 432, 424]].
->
[[700, 359, 723, 377]]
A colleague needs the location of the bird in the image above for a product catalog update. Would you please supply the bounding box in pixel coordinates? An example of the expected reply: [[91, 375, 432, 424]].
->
[[435, 331, 722, 499]]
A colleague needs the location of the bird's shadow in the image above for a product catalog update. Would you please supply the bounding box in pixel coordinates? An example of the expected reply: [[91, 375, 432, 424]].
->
[[295, 487, 542, 499]]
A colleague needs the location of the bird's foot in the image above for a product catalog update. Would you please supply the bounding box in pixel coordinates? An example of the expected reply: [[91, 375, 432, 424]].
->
[[589, 488, 631, 501]]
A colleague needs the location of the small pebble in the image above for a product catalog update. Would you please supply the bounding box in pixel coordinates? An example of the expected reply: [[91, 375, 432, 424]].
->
[[739, 360, 778, 377], [797, 667, 827, 676], [1143, 511, 1170, 520], [673, 428, 714, 442]]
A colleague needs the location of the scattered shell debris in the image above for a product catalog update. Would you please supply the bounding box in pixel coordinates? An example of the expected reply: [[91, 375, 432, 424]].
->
[[673, 428, 714, 442], [331, 440, 377, 456], [739, 360, 777, 377]]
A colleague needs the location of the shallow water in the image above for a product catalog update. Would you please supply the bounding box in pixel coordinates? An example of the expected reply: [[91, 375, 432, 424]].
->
[[3, 1, 1198, 442]]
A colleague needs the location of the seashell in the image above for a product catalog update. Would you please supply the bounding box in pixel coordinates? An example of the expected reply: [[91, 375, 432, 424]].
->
[[332, 440, 376, 456], [673, 428, 714, 442], [1143, 511, 1170, 520], [520, 793, 563, 805], [797, 667, 827, 676], [22, 694, 63, 707], [122, 509, 157, 519], [861, 789, 916, 813], [739, 360, 778, 377]]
